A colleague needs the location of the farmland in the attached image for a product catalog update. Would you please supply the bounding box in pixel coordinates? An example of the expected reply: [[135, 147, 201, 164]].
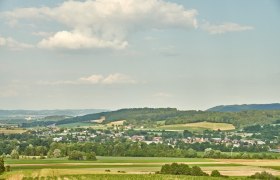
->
[[1, 156, 280, 179], [0, 128, 27, 134], [156, 121, 235, 131]]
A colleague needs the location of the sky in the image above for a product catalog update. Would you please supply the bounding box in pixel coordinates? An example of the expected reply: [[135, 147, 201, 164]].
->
[[0, 0, 280, 110]]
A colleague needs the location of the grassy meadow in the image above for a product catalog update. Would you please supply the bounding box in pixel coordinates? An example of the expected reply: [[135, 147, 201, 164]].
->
[[1, 156, 280, 179]]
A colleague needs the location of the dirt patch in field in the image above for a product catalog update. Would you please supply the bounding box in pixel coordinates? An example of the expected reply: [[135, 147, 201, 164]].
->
[[91, 116, 106, 123], [217, 159, 280, 166], [203, 166, 280, 176], [107, 120, 126, 126], [0, 128, 27, 134]]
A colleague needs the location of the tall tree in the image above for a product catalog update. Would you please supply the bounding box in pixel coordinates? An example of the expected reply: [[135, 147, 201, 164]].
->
[[0, 157, 5, 174]]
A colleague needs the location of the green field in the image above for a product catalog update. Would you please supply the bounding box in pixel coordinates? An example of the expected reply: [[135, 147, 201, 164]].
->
[[6, 156, 213, 164], [22, 174, 249, 180], [57, 122, 95, 128], [2, 156, 280, 179]]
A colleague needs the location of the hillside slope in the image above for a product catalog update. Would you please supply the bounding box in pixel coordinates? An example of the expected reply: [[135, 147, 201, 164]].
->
[[207, 103, 280, 112], [22, 108, 280, 128]]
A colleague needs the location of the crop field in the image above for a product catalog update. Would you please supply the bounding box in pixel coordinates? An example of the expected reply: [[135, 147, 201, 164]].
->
[[0, 128, 27, 134], [158, 121, 235, 131], [107, 120, 126, 126], [58, 123, 106, 129], [2, 156, 280, 179], [9, 174, 249, 180]]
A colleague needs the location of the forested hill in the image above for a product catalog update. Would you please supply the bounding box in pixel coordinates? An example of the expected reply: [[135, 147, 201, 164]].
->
[[22, 108, 280, 129], [207, 103, 280, 112]]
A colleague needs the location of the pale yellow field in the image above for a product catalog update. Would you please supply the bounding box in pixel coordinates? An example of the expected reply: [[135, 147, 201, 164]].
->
[[218, 159, 280, 166], [91, 116, 106, 123], [0, 128, 27, 134], [107, 120, 126, 126], [160, 121, 235, 131], [184, 121, 235, 130]]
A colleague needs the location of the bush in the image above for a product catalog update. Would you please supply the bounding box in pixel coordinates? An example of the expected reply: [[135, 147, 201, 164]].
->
[[250, 171, 279, 180], [211, 170, 225, 177], [159, 163, 208, 176], [5, 165, 11, 172], [85, 152, 97, 161], [191, 166, 208, 176], [68, 150, 84, 160], [11, 149, 20, 159], [160, 163, 191, 175], [0, 157, 4, 175], [185, 148, 197, 158]]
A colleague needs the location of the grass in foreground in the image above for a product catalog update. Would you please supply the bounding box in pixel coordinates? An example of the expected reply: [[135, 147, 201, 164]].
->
[[19, 174, 248, 180], [5, 156, 214, 164]]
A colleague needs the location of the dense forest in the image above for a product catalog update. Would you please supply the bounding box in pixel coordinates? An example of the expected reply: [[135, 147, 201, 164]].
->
[[207, 103, 280, 112]]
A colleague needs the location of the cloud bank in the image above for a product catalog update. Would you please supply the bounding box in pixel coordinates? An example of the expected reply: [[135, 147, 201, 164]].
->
[[39, 73, 136, 85], [2, 0, 254, 50], [0, 36, 33, 51], [202, 22, 254, 34], [4, 0, 198, 50]]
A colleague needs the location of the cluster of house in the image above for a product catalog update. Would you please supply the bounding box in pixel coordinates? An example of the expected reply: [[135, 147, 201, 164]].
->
[[26, 124, 280, 151], [33, 127, 272, 150]]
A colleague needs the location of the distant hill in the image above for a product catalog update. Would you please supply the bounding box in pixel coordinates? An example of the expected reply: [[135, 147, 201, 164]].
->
[[21, 108, 280, 128], [0, 109, 107, 118], [207, 103, 280, 112]]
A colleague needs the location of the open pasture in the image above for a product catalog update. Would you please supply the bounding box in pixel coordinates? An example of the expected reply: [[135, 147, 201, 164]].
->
[[158, 121, 235, 131], [2, 156, 280, 179]]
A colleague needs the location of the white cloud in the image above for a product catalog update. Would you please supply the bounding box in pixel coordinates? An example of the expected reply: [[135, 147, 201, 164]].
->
[[38, 30, 128, 50], [2, 1, 255, 49], [39, 73, 136, 85], [3, 0, 198, 50], [79, 74, 104, 84], [154, 92, 173, 98], [202, 22, 254, 34], [0, 36, 33, 51], [102, 73, 136, 84], [80, 73, 136, 84]]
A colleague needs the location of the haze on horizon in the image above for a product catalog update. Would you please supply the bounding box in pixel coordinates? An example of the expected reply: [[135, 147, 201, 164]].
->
[[0, 0, 279, 111]]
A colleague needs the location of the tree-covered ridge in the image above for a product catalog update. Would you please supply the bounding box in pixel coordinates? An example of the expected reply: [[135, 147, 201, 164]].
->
[[22, 108, 280, 128], [207, 103, 280, 112]]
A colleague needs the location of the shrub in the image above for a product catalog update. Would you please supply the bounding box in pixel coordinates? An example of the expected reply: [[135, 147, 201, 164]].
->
[[160, 163, 191, 175], [159, 163, 208, 176], [211, 170, 224, 177], [5, 165, 11, 172], [191, 166, 208, 176], [68, 150, 84, 160], [85, 152, 97, 161], [11, 149, 20, 159], [0, 157, 4, 175], [250, 171, 279, 180]]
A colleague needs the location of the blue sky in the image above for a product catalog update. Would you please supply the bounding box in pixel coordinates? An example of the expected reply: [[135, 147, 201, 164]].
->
[[0, 0, 279, 110]]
